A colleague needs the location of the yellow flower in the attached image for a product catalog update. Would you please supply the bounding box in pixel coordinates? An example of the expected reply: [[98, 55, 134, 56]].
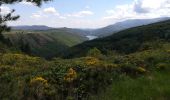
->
[[64, 68, 77, 82], [85, 57, 100, 66], [137, 67, 146, 73], [30, 76, 48, 86], [166, 50, 170, 53], [105, 64, 118, 68]]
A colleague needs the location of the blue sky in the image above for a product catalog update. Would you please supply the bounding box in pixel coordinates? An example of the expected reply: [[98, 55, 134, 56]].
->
[[1, 0, 170, 28]]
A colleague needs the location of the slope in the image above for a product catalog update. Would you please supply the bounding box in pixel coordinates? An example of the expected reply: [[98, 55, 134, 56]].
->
[[4, 29, 88, 58], [92, 17, 170, 37], [66, 19, 170, 58]]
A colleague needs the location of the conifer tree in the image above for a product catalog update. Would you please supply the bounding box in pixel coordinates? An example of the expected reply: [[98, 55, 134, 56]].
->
[[0, 0, 51, 34]]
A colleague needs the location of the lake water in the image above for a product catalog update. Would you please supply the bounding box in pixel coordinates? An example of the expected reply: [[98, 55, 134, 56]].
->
[[86, 35, 98, 40]]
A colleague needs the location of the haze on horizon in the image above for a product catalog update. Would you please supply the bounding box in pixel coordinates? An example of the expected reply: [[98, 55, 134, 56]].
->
[[1, 0, 170, 28]]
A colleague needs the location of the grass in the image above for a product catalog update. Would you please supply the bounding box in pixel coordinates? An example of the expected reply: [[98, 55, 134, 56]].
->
[[90, 70, 170, 100]]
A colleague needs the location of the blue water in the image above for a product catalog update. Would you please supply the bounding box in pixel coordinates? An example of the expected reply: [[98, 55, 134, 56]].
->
[[86, 35, 98, 40]]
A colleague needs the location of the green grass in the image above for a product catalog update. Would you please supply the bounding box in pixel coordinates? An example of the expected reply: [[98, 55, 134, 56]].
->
[[90, 71, 170, 100]]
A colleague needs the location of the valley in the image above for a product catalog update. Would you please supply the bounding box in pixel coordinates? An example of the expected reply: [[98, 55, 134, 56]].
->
[[6, 17, 169, 58], [1, 0, 170, 99], [0, 18, 170, 100]]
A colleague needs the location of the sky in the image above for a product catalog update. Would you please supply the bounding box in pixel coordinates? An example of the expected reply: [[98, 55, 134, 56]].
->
[[1, 0, 170, 28]]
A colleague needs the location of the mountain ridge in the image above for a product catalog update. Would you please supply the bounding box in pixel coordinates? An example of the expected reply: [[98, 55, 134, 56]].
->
[[12, 17, 170, 38]]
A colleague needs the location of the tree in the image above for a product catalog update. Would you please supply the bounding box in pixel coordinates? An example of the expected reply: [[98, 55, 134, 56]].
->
[[0, 0, 51, 34], [1, 0, 51, 6], [20, 42, 31, 54], [19, 36, 31, 54], [87, 47, 102, 58]]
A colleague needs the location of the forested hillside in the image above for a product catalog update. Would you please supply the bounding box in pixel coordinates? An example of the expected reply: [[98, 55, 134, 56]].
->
[[66, 20, 170, 58], [4, 29, 88, 58]]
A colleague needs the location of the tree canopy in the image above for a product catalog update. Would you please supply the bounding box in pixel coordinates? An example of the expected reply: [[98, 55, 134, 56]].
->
[[0, 0, 52, 6]]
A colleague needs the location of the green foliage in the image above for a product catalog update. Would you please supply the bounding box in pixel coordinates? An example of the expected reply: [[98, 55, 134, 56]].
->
[[90, 71, 170, 100], [87, 47, 103, 58], [0, 9, 19, 34]]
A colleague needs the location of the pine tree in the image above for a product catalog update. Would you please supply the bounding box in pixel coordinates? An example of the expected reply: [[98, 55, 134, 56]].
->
[[0, 0, 51, 34], [0, 0, 51, 49]]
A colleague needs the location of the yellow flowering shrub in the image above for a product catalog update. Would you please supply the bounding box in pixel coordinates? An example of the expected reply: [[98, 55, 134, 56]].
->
[[29, 77, 50, 99], [30, 76, 48, 87], [104, 64, 118, 69], [0, 53, 41, 65], [137, 67, 146, 73], [156, 63, 167, 70], [166, 49, 170, 53], [64, 68, 77, 82], [85, 57, 100, 66]]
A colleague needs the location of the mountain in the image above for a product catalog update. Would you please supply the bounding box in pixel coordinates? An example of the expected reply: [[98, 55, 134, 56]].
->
[[12, 26, 94, 39], [4, 29, 88, 58], [9, 18, 170, 58], [11, 17, 170, 39], [65, 19, 170, 58], [92, 17, 170, 37], [56, 27, 91, 36], [12, 25, 54, 30]]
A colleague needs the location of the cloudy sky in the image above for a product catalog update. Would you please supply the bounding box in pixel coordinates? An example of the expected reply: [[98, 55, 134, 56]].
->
[[1, 0, 170, 28]]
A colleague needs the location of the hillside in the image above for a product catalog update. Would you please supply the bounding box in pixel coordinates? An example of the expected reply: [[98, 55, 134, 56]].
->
[[92, 17, 170, 37], [12, 26, 91, 37], [4, 29, 88, 58], [66, 19, 170, 58]]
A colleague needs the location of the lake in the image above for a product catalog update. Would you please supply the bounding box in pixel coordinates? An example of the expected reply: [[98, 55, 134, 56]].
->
[[86, 35, 98, 40]]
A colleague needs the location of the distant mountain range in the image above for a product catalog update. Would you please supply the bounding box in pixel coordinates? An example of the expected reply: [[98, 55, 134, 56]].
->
[[12, 17, 170, 38], [91, 17, 170, 37], [12, 25, 54, 30]]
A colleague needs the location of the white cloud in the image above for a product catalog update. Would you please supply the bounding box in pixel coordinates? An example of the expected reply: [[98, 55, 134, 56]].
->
[[103, 0, 170, 23], [31, 7, 61, 19], [30, 13, 42, 19], [20, 1, 34, 6], [67, 10, 94, 18], [8, 0, 170, 28], [59, 16, 67, 19], [0, 6, 11, 15], [43, 7, 58, 14]]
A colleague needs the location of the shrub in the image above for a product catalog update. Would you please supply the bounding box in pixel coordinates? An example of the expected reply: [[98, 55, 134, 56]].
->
[[156, 63, 167, 70], [136, 67, 147, 74], [87, 47, 103, 58], [64, 68, 77, 83], [29, 76, 49, 99]]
